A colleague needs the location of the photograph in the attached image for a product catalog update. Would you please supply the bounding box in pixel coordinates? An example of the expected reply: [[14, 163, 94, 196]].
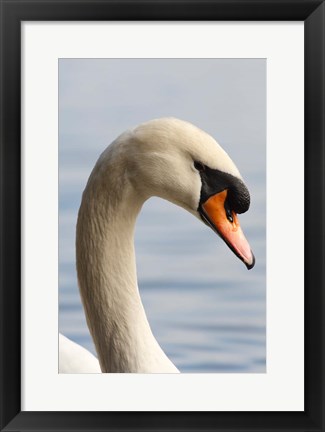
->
[[58, 58, 266, 374]]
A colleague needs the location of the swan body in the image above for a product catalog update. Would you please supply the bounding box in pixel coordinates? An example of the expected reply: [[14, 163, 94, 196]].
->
[[60, 118, 254, 373], [59, 333, 101, 373]]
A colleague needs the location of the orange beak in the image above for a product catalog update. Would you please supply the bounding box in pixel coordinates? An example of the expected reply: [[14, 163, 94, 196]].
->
[[200, 190, 255, 269]]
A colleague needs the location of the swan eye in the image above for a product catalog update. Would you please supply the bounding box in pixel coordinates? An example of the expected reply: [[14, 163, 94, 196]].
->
[[225, 206, 233, 223], [194, 161, 205, 172]]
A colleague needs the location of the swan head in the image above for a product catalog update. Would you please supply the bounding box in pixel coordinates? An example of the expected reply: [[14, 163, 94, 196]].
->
[[116, 117, 255, 269]]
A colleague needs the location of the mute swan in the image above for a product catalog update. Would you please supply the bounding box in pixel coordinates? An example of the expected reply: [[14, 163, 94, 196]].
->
[[59, 118, 255, 374]]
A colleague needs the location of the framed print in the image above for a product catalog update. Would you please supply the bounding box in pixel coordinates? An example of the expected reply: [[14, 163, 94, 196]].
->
[[1, 0, 324, 431]]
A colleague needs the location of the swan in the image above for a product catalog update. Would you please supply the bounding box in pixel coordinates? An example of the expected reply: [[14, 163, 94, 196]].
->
[[59, 117, 255, 374]]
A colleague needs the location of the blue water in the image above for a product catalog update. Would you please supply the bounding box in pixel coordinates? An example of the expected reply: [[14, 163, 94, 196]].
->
[[59, 58, 266, 373]]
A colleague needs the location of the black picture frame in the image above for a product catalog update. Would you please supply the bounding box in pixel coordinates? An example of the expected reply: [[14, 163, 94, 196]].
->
[[1, 1, 324, 431]]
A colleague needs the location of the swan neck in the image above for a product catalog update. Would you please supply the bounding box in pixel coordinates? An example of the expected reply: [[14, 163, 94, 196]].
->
[[76, 164, 178, 373]]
